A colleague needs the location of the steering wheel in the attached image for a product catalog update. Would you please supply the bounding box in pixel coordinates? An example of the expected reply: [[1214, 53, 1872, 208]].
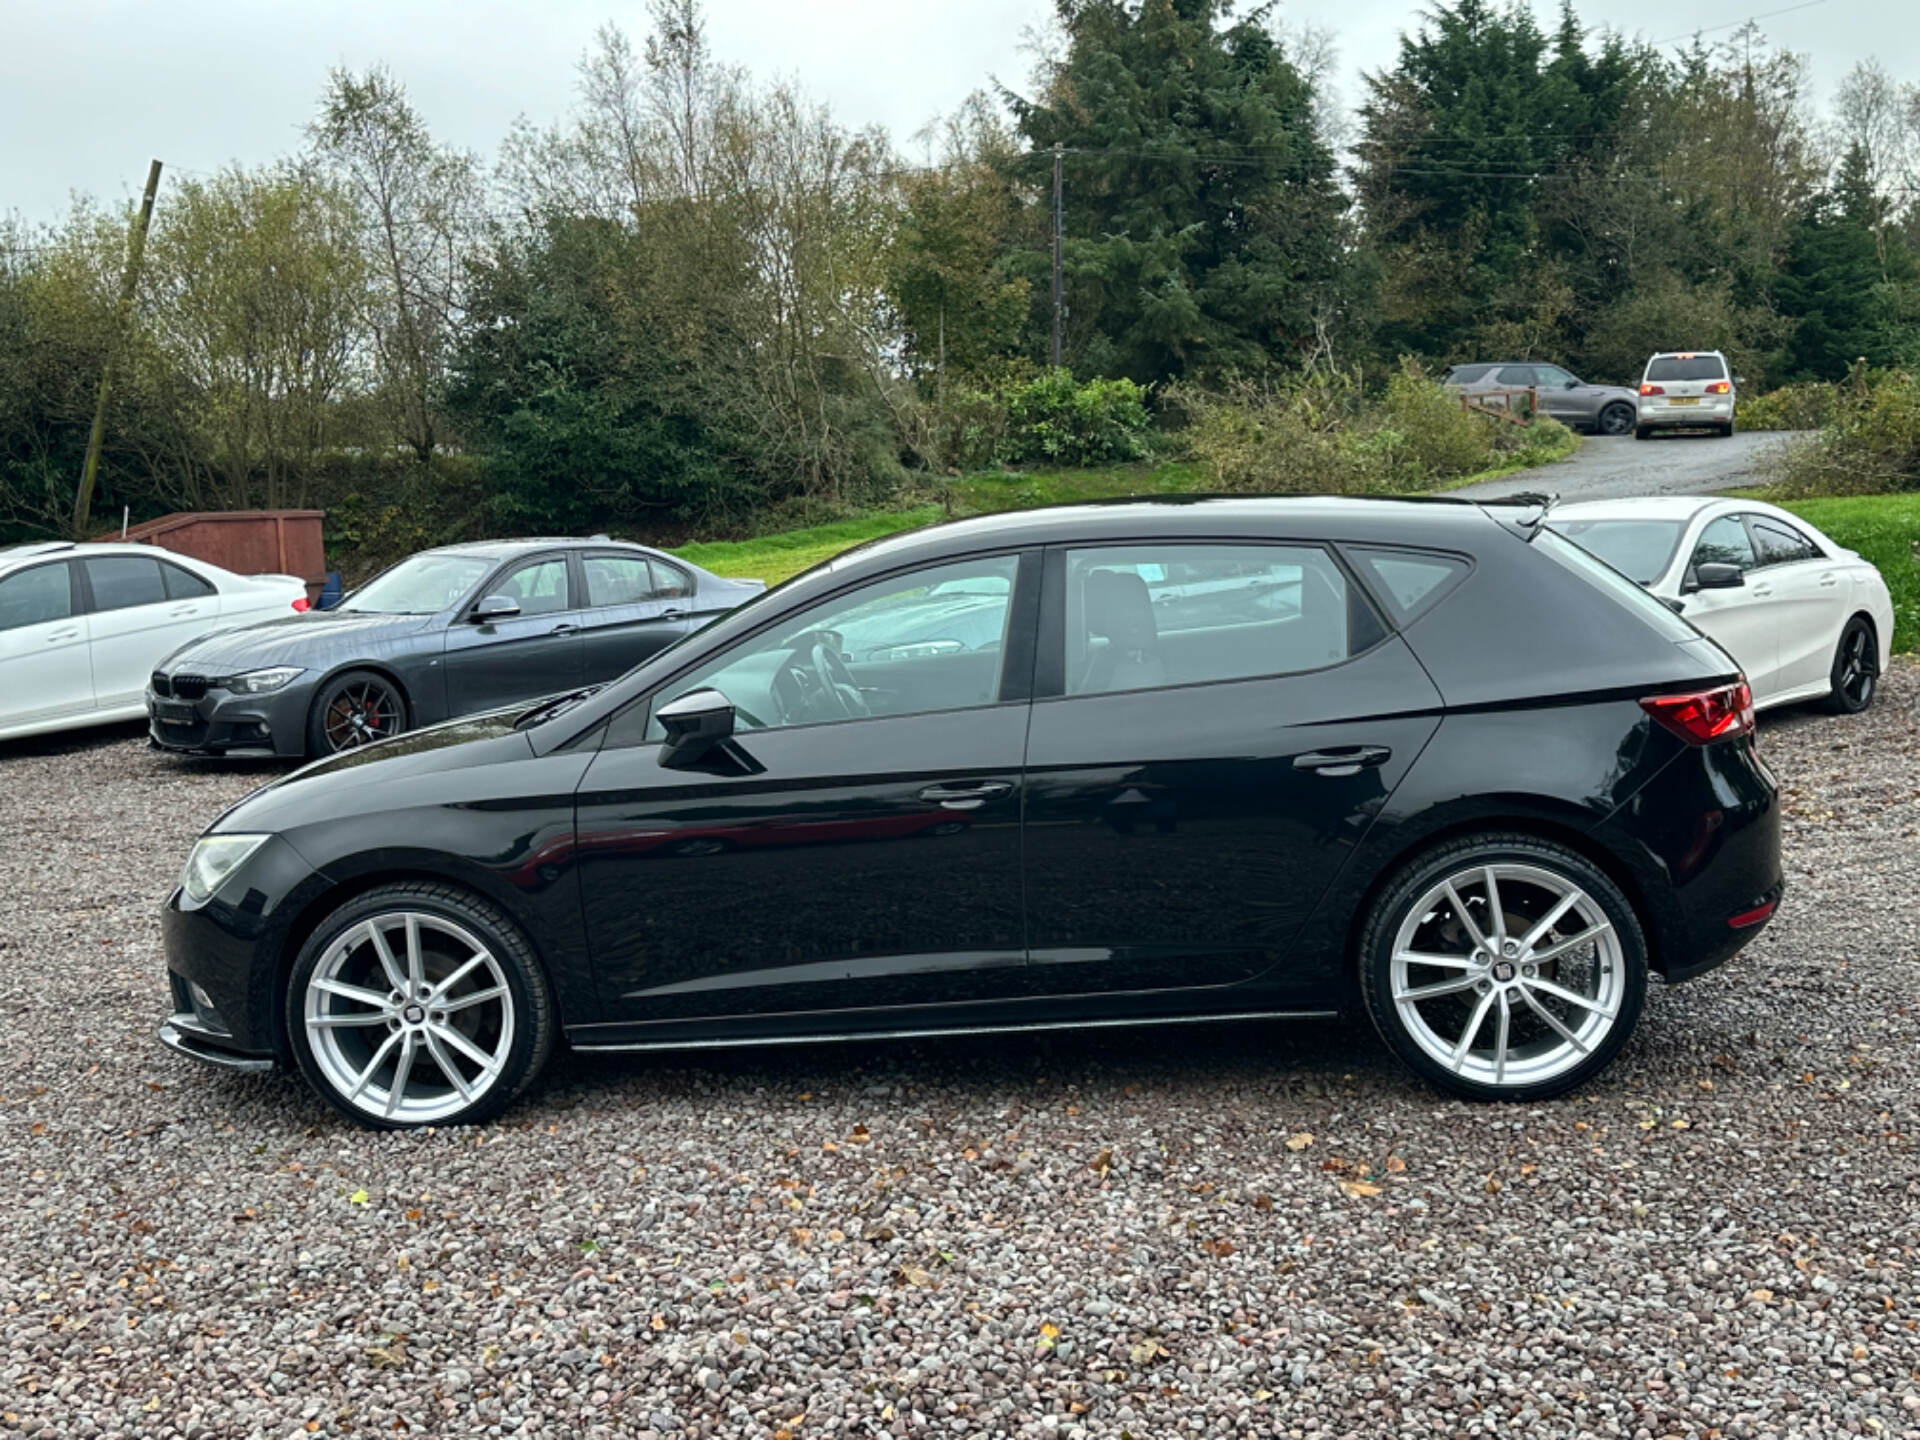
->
[[811, 641, 871, 719]]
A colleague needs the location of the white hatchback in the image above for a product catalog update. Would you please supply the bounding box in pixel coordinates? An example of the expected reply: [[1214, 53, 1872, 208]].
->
[[1547, 498, 1894, 713], [0, 542, 310, 743]]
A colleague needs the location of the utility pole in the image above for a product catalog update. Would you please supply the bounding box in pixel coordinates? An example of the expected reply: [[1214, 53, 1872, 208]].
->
[[73, 158, 163, 538], [1050, 142, 1064, 371]]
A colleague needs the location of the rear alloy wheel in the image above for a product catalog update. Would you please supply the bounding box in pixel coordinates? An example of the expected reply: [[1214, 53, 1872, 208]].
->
[[288, 884, 554, 1128], [309, 669, 407, 756], [1823, 616, 1878, 714], [1360, 835, 1646, 1101], [1597, 403, 1635, 437]]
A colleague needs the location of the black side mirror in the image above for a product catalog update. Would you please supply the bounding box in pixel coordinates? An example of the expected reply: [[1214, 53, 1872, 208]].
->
[[1565, 378, 1580, 388], [1693, 562, 1745, 591], [657, 687, 736, 768], [469, 594, 521, 624]]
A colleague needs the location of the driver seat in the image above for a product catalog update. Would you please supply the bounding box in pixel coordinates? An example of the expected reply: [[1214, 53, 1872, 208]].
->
[[1078, 569, 1165, 694]]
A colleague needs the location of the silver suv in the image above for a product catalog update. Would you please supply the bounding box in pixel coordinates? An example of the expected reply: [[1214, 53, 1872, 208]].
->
[[1442, 362, 1641, 436], [1635, 351, 1737, 439]]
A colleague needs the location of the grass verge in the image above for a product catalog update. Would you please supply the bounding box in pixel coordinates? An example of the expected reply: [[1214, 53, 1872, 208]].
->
[[1780, 493, 1920, 654]]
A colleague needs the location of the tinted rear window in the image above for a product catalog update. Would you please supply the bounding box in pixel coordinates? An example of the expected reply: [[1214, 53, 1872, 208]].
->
[[1347, 547, 1470, 623], [1545, 519, 1684, 585], [1445, 365, 1492, 384], [1534, 530, 1699, 644], [1645, 355, 1728, 382]]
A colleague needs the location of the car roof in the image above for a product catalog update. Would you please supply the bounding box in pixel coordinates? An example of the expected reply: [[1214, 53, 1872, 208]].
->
[[814, 495, 1509, 579], [424, 536, 667, 562], [0, 539, 213, 574]]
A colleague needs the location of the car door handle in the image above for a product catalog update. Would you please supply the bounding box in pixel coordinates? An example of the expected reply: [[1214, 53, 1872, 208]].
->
[[918, 781, 1014, 810], [1750, 584, 1773, 597], [548, 623, 578, 637], [46, 627, 80, 643], [167, 604, 200, 617], [1293, 745, 1392, 776], [1818, 574, 1839, 587], [660, 609, 688, 622]]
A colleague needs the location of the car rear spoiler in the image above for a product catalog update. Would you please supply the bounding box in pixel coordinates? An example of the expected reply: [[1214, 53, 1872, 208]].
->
[[1474, 491, 1556, 540]]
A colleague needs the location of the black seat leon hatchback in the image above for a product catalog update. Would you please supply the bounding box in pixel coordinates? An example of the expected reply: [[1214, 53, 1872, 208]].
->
[[158, 496, 1782, 1128]]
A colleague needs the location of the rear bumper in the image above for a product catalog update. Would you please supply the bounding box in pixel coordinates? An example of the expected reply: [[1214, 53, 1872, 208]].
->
[[1596, 735, 1783, 984], [1638, 400, 1734, 428]]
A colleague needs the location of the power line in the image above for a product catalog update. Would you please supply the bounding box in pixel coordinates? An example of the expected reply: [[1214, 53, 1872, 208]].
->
[[1649, 0, 1828, 47]]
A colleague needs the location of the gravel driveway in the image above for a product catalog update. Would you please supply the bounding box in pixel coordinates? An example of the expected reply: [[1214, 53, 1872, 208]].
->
[[1458, 430, 1796, 503], [3, 672, 1918, 1439]]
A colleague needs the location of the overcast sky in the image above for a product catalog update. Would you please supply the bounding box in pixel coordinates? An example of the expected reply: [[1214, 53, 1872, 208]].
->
[[0, 0, 1906, 223]]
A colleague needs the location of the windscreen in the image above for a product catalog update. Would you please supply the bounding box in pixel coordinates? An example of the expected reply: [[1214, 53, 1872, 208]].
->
[[1645, 355, 1728, 382], [1545, 519, 1684, 584], [342, 554, 492, 615]]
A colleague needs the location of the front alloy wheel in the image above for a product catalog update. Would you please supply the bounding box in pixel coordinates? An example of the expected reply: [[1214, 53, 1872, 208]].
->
[[289, 885, 554, 1128], [1361, 836, 1646, 1100]]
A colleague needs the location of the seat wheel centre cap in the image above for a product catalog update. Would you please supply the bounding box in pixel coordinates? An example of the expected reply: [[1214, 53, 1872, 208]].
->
[[401, 1002, 425, 1025], [1492, 960, 1516, 983]]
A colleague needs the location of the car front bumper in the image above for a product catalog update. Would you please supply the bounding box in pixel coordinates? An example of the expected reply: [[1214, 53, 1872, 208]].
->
[[1638, 399, 1734, 428], [156, 835, 327, 1070], [148, 677, 315, 757]]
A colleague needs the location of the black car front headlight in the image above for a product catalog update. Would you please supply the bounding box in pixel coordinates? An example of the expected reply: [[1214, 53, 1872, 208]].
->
[[220, 666, 305, 695], [180, 834, 270, 905]]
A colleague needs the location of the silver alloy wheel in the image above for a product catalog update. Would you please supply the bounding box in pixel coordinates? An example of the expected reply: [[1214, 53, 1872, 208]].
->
[[1389, 862, 1626, 1089], [302, 911, 515, 1124]]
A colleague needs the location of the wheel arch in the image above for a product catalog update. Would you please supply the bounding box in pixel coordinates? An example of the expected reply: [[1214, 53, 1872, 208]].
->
[[305, 662, 415, 749], [1336, 807, 1663, 995], [268, 861, 562, 1062]]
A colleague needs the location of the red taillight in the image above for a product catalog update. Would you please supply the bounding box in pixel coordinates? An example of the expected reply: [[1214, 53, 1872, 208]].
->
[[1705, 380, 1731, 395], [1639, 383, 1664, 396], [291, 597, 311, 612], [1641, 680, 1755, 745], [1728, 898, 1777, 929]]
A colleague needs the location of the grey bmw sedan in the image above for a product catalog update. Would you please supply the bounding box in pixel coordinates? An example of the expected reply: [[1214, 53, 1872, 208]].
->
[[148, 538, 763, 758]]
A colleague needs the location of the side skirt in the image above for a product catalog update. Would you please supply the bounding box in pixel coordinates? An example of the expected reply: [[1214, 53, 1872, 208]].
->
[[568, 1008, 1339, 1054]]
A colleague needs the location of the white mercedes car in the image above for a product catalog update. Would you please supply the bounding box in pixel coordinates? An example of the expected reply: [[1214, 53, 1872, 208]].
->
[[1547, 498, 1893, 713], [0, 542, 311, 744]]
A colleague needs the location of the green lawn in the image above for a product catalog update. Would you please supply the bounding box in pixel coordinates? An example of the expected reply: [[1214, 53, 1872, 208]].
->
[[1780, 493, 1920, 654]]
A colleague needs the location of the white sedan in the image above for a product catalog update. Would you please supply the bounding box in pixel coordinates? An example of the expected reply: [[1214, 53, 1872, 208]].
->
[[1547, 497, 1894, 713], [0, 542, 311, 743]]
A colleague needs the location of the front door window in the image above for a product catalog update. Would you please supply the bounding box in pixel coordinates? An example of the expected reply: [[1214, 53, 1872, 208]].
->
[[645, 554, 1020, 737]]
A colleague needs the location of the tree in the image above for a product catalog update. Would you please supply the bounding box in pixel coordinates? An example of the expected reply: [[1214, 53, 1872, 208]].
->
[[310, 67, 480, 463], [145, 165, 369, 507], [1005, 0, 1349, 382], [1777, 148, 1916, 380]]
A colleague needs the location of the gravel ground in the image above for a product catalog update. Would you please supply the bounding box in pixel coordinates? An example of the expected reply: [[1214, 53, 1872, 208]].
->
[[1457, 431, 1792, 502], [3, 668, 1918, 1440]]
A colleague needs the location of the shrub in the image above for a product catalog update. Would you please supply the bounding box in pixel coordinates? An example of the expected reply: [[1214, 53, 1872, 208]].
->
[[1739, 382, 1839, 432], [1174, 361, 1564, 495], [999, 370, 1153, 467], [1766, 368, 1920, 499], [1767, 366, 1920, 497]]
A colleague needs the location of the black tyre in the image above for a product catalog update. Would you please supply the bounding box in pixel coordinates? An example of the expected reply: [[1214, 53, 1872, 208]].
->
[[307, 669, 408, 756], [1719, 419, 1736, 438], [1822, 615, 1878, 714], [1633, 425, 1652, 441], [1597, 403, 1635, 437], [286, 882, 556, 1129], [1359, 833, 1647, 1102]]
